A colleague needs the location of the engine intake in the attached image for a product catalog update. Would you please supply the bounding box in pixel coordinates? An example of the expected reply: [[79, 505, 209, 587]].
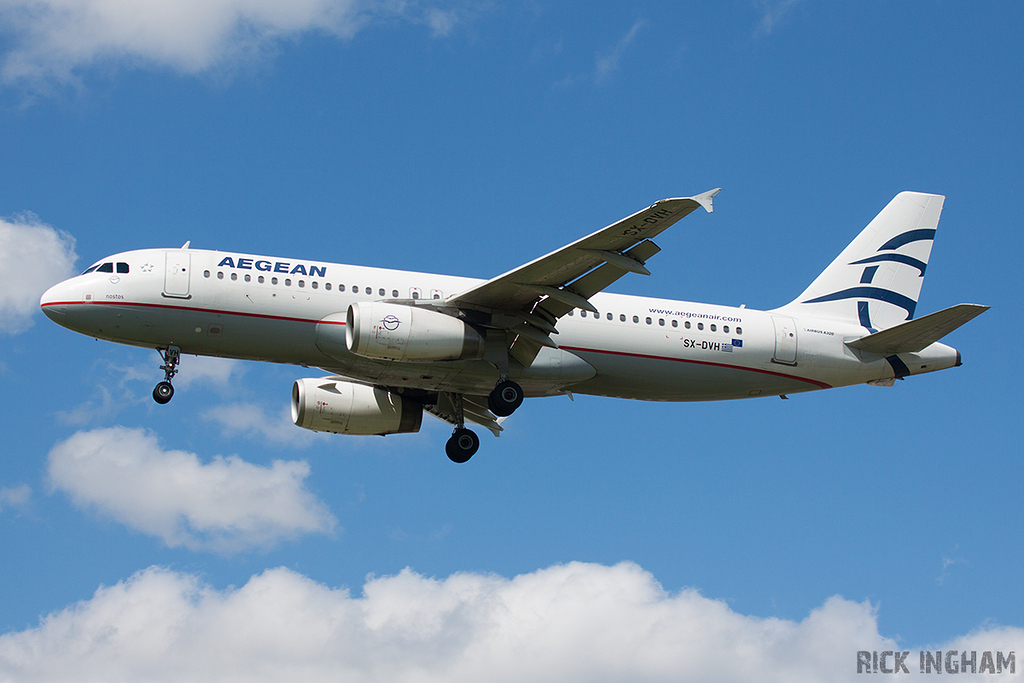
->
[[345, 301, 484, 362], [291, 378, 422, 435]]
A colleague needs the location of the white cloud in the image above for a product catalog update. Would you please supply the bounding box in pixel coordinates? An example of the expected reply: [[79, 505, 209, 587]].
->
[[754, 0, 804, 36], [55, 356, 246, 425], [174, 355, 247, 389], [47, 426, 337, 553], [0, 483, 32, 512], [0, 0, 464, 88], [0, 214, 77, 335], [203, 401, 327, 447], [1, 561, 1020, 682], [937, 547, 969, 586], [424, 7, 458, 37], [595, 19, 645, 83]]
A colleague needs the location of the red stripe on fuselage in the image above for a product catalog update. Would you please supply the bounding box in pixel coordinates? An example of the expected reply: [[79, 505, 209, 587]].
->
[[43, 301, 830, 389], [559, 345, 832, 390]]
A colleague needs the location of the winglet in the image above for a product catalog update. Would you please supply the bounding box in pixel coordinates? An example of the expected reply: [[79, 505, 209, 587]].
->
[[692, 188, 721, 214]]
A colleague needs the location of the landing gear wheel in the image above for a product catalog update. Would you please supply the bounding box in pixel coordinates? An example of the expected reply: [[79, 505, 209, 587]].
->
[[153, 381, 174, 404], [446, 428, 479, 463], [153, 346, 181, 405], [487, 379, 524, 417]]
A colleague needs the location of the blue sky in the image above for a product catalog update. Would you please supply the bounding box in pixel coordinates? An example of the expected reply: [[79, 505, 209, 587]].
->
[[1, 1, 1022, 680]]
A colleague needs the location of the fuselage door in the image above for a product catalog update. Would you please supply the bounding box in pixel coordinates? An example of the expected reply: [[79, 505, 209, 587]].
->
[[771, 315, 798, 365], [163, 251, 191, 299]]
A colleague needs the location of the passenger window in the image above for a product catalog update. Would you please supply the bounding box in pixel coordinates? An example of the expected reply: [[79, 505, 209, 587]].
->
[[685, 321, 691, 329], [325, 283, 331, 290], [272, 277, 279, 285], [410, 288, 421, 300], [230, 272, 237, 281], [116, 262, 129, 274], [567, 310, 574, 316], [723, 325, 729, 333], [217, 272, 224, 280], [285, 278, 292, 286], [633, 315, 639, 323], [244, 274, 251, 282], [659, 318, 665, 326], [431, 289, 443, 300], [646, 317, 652, 325], [258, 276, 265, 284], [98, 263, 113, 273], [311, 281, 318, 289], [697, 322, 704, 330], [736, 327, 743, 335], [620, 314, 626, 322], [204, 270, 211, 278], [299, 280, 305, 288], [672, 320, 678, 328], [606, 313, 613, 320], [392, 289, 399, 298], [710, 324, 716, 332], [379, 288, 385, 296], [338, 284, 345, 292]]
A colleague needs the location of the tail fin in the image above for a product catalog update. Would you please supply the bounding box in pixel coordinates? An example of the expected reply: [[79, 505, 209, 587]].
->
[[778, 192, 944, 330]]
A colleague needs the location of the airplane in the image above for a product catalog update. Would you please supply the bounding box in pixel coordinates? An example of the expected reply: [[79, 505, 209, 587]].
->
[[39, 190, 988, 463]]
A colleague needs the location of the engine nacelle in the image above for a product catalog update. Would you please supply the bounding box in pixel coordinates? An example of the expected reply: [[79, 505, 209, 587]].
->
[[291, 378, 422, 435], [345, 301, 484, 362]]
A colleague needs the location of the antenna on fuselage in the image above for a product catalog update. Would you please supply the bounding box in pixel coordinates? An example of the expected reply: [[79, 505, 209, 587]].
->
[[180, 241, 191, 249]]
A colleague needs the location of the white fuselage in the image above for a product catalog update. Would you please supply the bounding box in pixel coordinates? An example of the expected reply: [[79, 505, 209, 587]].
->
[[40, 247, 960, 402]]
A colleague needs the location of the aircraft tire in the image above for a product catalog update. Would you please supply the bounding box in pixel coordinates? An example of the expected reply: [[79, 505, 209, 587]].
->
[[153, 381, 174, 404], [487, 380, 524, 417], [446, 428, 479, 463]]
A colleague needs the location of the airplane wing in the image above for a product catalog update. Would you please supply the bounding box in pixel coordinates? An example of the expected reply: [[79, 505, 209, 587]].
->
[[449, 189, 720, 314], [445, 189, 720, 363]]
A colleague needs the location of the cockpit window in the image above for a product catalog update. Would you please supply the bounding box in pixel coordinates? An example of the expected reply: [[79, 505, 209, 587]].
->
[[116, 262, 129, 274], [82, 264, 100, 274], [97, 263, 114, 273]]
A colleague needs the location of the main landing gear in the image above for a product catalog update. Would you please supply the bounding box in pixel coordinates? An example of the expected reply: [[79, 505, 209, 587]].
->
[[446, 428, 480, 464], [487, 379, 524, 417], [153, 345, 180, 405], [444, 379, 524, 464], [444, 392, 480, 463]]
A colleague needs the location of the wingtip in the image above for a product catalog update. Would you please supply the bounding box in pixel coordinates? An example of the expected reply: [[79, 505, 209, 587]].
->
[[692, 188, 722, 213]]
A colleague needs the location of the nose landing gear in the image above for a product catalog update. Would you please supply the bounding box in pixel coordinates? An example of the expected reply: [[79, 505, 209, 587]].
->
[[153, 345, 180, 404]]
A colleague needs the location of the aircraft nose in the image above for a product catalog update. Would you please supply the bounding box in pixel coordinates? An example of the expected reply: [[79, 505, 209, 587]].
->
[[40, 281, 69, 323]]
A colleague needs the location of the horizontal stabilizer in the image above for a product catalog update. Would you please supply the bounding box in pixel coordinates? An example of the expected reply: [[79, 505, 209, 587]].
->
[[845, 304, 989, 355]]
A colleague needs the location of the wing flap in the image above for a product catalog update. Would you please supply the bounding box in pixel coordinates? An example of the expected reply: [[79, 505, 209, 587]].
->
[[845, 303, 989, 355], [536, 240, 662, 320], [426, 393, 504, 437]]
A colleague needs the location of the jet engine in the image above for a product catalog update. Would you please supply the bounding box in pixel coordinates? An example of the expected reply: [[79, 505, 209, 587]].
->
[[345, 301, 484, 362], [291, 378, 422, 435]]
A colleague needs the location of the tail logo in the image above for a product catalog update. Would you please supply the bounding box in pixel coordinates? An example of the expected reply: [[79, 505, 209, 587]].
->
[[801, 228, 935, 330]]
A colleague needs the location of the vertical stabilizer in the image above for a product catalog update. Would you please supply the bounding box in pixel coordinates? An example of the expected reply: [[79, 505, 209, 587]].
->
[[778, 192, 944, 330]]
